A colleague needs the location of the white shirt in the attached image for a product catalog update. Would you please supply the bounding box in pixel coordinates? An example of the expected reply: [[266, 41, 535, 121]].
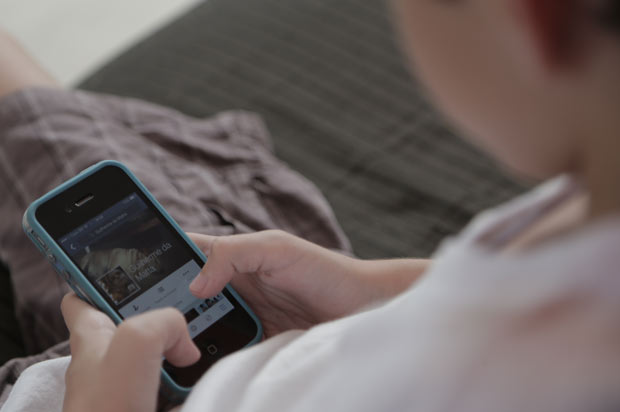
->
[[6, 176, 620, 412]]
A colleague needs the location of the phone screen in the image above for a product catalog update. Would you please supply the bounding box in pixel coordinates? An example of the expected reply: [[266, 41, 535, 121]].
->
[[34, 164, 260, 388], [58, 193, 234, 337]]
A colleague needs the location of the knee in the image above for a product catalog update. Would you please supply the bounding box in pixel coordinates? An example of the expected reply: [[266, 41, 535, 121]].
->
[[0, 27, 58, 99]]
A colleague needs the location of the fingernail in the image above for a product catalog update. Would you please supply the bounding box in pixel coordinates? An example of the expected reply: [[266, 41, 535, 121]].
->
[[189, 273, 209, 294]]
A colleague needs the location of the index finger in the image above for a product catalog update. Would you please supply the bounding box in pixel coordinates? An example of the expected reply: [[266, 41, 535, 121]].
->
[[188, 230, 297, 298], [187, 232, 216, 256]]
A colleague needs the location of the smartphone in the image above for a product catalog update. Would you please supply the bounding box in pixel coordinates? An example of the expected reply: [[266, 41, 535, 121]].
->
[[23, 160, 262, 400]]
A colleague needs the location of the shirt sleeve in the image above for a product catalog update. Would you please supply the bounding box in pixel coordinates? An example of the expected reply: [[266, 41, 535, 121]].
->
[[0, 357, 69, 412]]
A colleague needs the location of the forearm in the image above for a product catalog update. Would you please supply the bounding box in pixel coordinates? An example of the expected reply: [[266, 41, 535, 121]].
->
[[356, 258, 432, 301]]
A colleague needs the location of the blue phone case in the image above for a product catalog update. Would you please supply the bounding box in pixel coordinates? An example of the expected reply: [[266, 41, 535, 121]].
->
[[22, 160, 263, 400]]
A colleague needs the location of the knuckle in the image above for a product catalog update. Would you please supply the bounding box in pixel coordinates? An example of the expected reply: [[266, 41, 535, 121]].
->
[[64, 363, 78, 385], [118, 308, 186, 343], [161, 307, 185, 325], [68, 330, 85, 351], [60, 292, 74, 313], [64, 360, 84, 381], [117, 318, 154, 343], [264, 229, 286, 238], [264, 230, 296, 251], [262, 229, 290, 243], [209, 236, 227, 258]]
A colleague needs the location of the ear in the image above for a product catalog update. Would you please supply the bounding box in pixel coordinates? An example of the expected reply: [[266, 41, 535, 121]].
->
[[519, 0, 582, 68]]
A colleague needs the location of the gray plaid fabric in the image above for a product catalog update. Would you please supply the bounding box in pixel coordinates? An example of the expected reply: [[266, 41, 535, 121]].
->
[[0, 87, 351, 405]]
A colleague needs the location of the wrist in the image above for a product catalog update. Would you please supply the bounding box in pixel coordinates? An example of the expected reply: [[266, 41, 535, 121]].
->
[[356, 258, 431, 301]]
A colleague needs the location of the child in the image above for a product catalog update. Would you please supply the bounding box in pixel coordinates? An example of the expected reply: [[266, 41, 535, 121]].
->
[[7, 0, 620, 411]]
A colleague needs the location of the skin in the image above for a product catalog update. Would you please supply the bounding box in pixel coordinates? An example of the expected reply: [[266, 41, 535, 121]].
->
[[0, 28, 56, 96], [61, 295, 200, 412], [61, 231, 428, 412], [187, 231, 429, 337], [3, 0, 620, 410]]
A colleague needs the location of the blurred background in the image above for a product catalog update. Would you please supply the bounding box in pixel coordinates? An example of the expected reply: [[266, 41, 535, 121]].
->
[[0, 0, 201, 85]]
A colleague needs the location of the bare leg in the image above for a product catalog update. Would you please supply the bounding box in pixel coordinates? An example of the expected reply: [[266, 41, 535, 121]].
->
[[0, 28, 58, 99]]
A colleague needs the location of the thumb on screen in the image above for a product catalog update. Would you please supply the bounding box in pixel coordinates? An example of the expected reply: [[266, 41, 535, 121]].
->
[[188, 231, 291, 298]]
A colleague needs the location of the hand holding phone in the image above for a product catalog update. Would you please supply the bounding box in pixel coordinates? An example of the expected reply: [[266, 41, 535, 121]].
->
[[61, 293, 199, 412], [187, 231, 381, 335], [23, 161, 262, 399], [187, 231, 431, 337]]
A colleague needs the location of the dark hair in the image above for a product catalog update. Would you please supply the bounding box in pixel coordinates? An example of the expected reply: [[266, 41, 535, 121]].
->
[[597, 0, 620, 32]]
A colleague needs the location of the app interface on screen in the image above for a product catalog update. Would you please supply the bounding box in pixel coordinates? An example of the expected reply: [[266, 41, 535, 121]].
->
[[59, 193, 233, 339]]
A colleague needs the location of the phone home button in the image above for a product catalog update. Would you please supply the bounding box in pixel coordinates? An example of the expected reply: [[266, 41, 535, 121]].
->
[[206, 344, 218, 355]]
